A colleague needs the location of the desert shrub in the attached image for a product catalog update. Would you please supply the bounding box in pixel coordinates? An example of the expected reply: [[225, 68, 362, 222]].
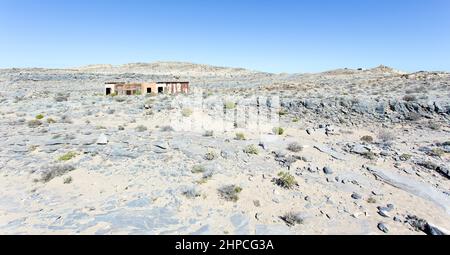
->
[[429, 148, 445, 157], [280, 212, 304, 227], [362, 151, 377, 160], [63, 176, 73, 184], [135, 91, 142, 96], [224, 101, 236, 109], [243, 144, 259, 155], [287, 142, 303, 152], [403, 95, 417, 102], [160, 125, 174, 132], [110, 92, 118, 97], [114, 96, 127, 102], [367, 197, 377, 204], [60, 115, 73, 124], [58, 151, 78, 161], [41, 164, 75, 183], [360, 135, 374, 143], [278, 109, 288, 116], [27, 119, 42, 128], [378, 130, 395, 144], [29, 145, 39, 152], [191, 165, 206, 174], [182, 187, 201, 198], [54, 93, 69, 102], [204, 151, 218, 160], [273, 172, 297, 189], [218, 185, 243, 202], [203, 130, 214, 137], [182, 108, 193, 117], [235, 132, 246, 140], [135, 125, 148, 132], [46, 118, 56, 124], [273, 127, 284, 135], [399, 154, 412, 161], [35, 114, 44, 120], [428, 122, 441, 130], [292, 117, 299, 123]]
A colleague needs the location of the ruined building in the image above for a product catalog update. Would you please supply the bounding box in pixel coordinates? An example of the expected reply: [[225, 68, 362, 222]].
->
[[104, 81, 189, 95]]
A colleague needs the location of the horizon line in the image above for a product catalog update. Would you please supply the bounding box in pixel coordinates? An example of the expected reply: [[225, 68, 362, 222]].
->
[[0, 61, 448, 75]]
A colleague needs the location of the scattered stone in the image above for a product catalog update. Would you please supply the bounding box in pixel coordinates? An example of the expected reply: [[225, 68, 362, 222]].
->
[[377, 209, 391, 218], [405, 215, 449, 235], [96, 133, 108, 145], [377, 223, 389, 233], [351, 193, 362, 200], [323, 166, 333, 175]]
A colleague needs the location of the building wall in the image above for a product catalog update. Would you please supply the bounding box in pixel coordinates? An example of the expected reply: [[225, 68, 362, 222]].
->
[[105, 82, 189, 95]]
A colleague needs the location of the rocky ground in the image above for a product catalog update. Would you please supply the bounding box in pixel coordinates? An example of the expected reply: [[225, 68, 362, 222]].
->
[[0, 62, 449, 235]]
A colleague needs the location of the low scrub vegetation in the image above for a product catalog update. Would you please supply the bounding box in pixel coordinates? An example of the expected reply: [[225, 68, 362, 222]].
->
[[182, 108, 193, 117], [40, 165, 75, 183], [235, 132, 246, 140], [204, 151, 218, 160], [273, 171, 297, 189], [191, 165, 206, 174], [224, 101, 236, 109], [243, 144, 259, 155], [27, 119, 42, 128], [218, 185, 243, 202], [58, 151, 78, 161], [203, 130, 214, 137], [135, 125, 148, 132], [280, 212, 304, 227], [360, 135, 374, 143], [287, 142, 303, 152], [273, 127, 284, 135]]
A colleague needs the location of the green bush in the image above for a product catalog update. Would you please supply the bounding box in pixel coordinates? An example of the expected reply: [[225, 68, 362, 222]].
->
[[63, 176, 73, 184], [27, 119, 42, 128], [182, 108, 193, 117], [399, 154, 412, 161], [35, 114, 44, 120], [273, 127, 284, 135], [360, 135, 374, 143], [135, 125, 148, 132], [273, 172, 297, 189], [46, 118, 56, 124], [224, 101, 236, 109], [243, 145, 259, 155], [218, 185, 243, 202], [235, 132, 246, 140], [278, 109, 288, 116], [192, 165, 206, 174], [58, 151, 78, 161]]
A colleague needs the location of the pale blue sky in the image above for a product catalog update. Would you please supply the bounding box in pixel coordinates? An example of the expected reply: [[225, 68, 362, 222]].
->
[[1, 0, 449, 73]]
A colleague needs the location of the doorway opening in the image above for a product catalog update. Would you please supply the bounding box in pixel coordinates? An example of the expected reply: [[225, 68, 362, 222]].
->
[[147, 88, 152, 94], [158, 87, 163, 94], [106, 88, 111, 95]]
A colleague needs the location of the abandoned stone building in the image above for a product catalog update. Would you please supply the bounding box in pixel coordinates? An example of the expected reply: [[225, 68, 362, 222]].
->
[[105, 81, 189, 95]]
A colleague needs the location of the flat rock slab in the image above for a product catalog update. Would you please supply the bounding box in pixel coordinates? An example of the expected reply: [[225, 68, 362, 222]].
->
[[314, 144, 348, 161], [367, 165, 450, 215]]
